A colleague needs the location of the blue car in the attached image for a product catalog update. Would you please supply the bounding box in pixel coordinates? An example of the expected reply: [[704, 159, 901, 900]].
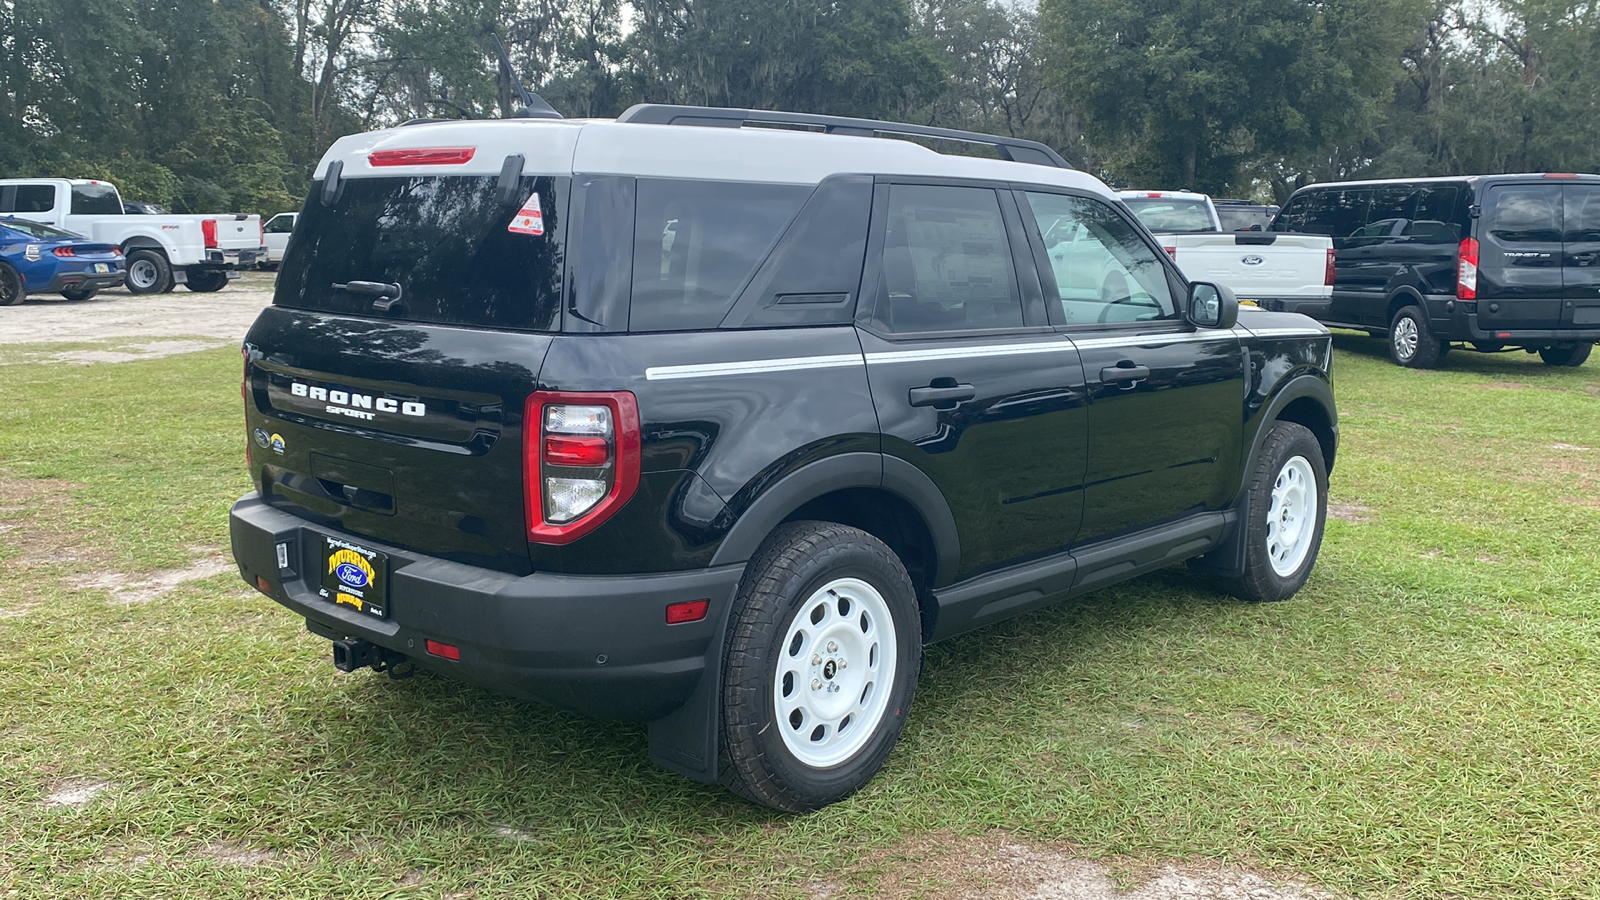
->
[[0, 216, 126, 305]]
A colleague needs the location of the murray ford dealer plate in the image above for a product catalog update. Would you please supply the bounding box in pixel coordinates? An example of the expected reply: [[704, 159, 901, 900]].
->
[[317, 535, 388, 619]]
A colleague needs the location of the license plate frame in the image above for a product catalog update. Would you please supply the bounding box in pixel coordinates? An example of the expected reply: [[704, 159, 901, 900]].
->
[[317, 535, 389, 619], [93, 263, 110, 274]]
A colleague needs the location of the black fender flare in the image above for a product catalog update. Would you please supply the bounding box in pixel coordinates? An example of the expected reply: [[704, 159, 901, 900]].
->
[[1384, 285, 1426, 319], [1195, 374, 1337, 578], [708, 451, 961, 586]]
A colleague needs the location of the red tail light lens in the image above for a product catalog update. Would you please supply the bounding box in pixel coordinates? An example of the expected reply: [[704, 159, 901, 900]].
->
[[1457, 237, 1479, 300], [425, 640, 461, 661], [1325, 248, 1336, 286], [52, 246, 74, 257], [1163, 246, 1177, 261], [666, 598, 711, 625], [524, 391, 640, 544], [202, 218, 218, 249], [368, 147, 477, 167]]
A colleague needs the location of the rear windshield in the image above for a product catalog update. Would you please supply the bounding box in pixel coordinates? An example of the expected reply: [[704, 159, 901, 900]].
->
[[1215, 206, 1273, 231], [1122, 198, 1216, 233], [274, 175, 566, 331]]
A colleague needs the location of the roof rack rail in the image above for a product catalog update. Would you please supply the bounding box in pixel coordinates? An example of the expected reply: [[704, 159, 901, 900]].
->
[[615, 104, 1072, 170]]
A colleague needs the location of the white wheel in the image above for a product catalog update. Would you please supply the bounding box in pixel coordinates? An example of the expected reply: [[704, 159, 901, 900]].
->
[[1266, 456, 1316, 577], [772, 577, 898, 768]]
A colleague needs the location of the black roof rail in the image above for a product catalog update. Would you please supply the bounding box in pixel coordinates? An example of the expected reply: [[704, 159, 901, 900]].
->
[[615, 104, 1072, 170]]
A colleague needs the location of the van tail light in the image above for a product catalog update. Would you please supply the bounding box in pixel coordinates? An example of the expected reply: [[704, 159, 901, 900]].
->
[[1457, 237, 1479, 300], [202, 218, 218, 249], [1325, 248, 1336, 286], [524, 391, 640, 544]]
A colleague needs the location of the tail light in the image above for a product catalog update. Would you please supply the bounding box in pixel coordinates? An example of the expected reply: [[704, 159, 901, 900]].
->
[[1163, 246, 1177, 261], [242, 346, 252, 468], [1325, 248, 1336, 286], [202, 219, 218, 249], [259, 220, 265, 246], [51, 246, 76, 257], [1457, 237, 1479, 300], [524, 391, 640, 544]]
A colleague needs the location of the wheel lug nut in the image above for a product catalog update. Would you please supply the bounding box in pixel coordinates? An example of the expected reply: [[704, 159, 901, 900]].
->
[[811, 655, 822, 665], [811, 679, 822, 691], [838, 659, 847, 669], [826, 641, 837, 652]]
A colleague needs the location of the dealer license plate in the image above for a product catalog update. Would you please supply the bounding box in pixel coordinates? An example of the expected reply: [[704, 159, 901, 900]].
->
[[317, 536, 388, 619], [93, 263, 110, 274]]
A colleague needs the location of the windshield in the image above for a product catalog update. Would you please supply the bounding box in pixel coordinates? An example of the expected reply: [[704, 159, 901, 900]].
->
[[0, 217, 84, 239], [1122, 198, 1217, 233], [274, 174, 567, 331]]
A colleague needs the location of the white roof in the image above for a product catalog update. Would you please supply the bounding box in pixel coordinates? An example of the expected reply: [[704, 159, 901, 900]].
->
[[313, 117, 1114, 200]]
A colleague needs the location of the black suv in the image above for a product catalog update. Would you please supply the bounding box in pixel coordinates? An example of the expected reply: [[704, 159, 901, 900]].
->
[[230, 106, 1339, 812], [1272, 174, 1600, 368]]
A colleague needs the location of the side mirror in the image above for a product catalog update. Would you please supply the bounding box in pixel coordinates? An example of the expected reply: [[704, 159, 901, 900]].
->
[[1188, 281, 1238, 329]]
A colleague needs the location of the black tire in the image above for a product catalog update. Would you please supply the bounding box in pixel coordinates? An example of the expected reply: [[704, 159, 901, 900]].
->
[[1388, 305, 1442, 368], [124, 249, 173, 294], [721, 521, 922, 813], [1225, 422, 1328, 603], [0, 263, 23, 306], [183, 269, 230, 293], [61, 286, 98, 302], [1539, 343, 1592, 367]]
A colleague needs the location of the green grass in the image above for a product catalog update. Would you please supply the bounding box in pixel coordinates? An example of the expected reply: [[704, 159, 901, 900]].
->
[[1, 335, 1597, 898]]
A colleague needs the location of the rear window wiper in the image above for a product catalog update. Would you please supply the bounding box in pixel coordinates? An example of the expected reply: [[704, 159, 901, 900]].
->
[[332, 280, 404, 313]]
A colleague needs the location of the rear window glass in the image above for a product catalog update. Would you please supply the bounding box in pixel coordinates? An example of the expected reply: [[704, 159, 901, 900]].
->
[[274, 175, 566, 331], [630, 179, 810, 331], [1487, 186, 1561, 244], [1122, 198, 1215, 232], [71, 183, 124, 215], [1215, 206, 1272, 231]]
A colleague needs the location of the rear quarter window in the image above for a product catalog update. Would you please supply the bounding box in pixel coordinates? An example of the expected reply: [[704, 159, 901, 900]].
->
[[273, 175, 567, 331]]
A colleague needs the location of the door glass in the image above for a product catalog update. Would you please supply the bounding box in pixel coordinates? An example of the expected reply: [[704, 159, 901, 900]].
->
[[879, 185, 1022, 333], [1407, 186, 1462, 243], [13, 185, 56, 213], [1562, 186, 1600, 243], [1487, 187, 1562, 243], [1303, 190, 1372, 244], [1362, 186, 1414, 242], [265, 215, 296, 234], [1023, 192, 1176, 326]]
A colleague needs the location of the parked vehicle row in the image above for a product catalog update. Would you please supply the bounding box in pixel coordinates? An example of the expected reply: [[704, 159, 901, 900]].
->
[[1271, 173, 1600, 368], [0, 178, 265, 295]]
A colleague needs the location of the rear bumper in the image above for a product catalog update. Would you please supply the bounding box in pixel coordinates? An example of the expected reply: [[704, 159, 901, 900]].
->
[[196, 247, 266, 269], [40, 267, 125, 292], [1436, 303, 1600, 344], [230, 493, 743, 722], [1254, 297, 1332, 317]]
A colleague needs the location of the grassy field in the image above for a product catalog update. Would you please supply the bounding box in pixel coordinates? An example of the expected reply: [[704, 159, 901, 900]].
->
[[1, 334, 1597, 899]]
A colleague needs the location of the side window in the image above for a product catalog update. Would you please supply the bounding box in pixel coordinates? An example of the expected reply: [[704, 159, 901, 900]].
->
[[264, 215, 296, 234], [1023, 192, 1177, 326], [1366, 186, 1415, 234], [1271, 193, 1312, 232], [1486, 185, 1562, 244], [14, 185, 56, 213], [1563, 186, 1600, 243], [69, 183, 122, 215], [630, 179, 810, 332], [1302, 189, 1371, 242], [1408, 186, 1463, 243], [879, 184, 1022, 333]]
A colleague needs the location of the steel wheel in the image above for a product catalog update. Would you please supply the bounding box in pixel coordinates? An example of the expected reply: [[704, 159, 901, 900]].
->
[[126, 257, 160, 291], [773, 577, 898, 768], [1392, 315, 1418, 362], [1266, 455, 1316, 577]]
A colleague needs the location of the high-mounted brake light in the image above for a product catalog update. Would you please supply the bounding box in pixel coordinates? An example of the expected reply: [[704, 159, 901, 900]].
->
[[368, 147, 477, 167], [201, 218, 218, 249], [1146, 192, 1163, 198], [1325, 248, 1336, 286], [1544, 173, 1579, 179], [1457, 237, 1479, 300], [525, 391, 640, 544]]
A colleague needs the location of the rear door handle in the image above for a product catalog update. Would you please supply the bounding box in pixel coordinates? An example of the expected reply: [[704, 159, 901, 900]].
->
[[908, 383, 976, 408], [1100, 364, 1150, 384]]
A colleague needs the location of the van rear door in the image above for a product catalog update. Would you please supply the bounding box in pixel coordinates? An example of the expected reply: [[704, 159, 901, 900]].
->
[[1562, 183, 1600, 327], [1477, 183, 1563, 331], [245, 171, 567, 576]]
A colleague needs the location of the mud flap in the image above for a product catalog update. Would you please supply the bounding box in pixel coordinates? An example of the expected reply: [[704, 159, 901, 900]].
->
[[646, 591, 736, 784]]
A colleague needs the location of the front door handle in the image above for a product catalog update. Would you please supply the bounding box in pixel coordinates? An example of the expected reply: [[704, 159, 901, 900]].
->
[[908, 382, 976, 408], [1100, 360, 1152, 381]]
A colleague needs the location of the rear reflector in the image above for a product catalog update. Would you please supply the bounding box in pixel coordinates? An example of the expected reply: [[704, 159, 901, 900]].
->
[[368, 147, 477, 167], [425, 640, 461, 661], [1497, 332, 1511, 339], [666, 598, 710, 625], [255, 576, 273, 595]]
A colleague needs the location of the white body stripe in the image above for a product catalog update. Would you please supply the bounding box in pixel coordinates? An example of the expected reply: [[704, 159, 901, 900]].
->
[[644, 353, 863, 381]]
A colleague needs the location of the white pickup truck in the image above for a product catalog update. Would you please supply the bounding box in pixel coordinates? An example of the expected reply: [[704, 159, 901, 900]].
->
[[1118, 190, 1333, 315], [0, 179, 265, 294]]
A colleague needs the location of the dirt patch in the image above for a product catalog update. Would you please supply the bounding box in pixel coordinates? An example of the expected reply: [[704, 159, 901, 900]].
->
[[834, 831, 1334, 900], [198, 839, 278, 867], [0, 273, 274, 348], [84, 554, 234, 605], [51, 339, 233, 365], [0, 474, 109, 569], [1327, 503, 1373, 523], [490, 824, 541, 844], [0, 602, 39, 619], [43, 779, 115, 809], [1480, 381, 1531, 390]]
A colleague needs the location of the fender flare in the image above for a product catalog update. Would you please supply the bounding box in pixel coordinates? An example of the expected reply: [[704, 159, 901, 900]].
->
[[708, 451, 961, 587], [1384, 284, 1426, 318], [1196, 374, 1337, 578], [120, 236, 167, 256]]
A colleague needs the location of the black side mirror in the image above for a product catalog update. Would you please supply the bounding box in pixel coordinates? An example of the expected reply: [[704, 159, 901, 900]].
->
[[1188, 281, 1238, 329]]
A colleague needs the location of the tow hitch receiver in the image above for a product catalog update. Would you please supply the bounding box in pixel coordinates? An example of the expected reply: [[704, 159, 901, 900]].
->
[[330, 638, 415, 679]]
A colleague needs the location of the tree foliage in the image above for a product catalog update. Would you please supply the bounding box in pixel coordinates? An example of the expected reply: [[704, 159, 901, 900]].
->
[[5, 0, 1600, 215]]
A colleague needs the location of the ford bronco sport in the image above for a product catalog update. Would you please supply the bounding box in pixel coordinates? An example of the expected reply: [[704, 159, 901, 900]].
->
[[230, 105, 1338, 812]]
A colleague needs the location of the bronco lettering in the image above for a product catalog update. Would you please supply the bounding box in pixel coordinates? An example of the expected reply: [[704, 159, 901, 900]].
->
[[291, 381, 425, 417]]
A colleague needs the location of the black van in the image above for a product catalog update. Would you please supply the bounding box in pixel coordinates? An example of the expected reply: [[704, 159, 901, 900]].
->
[[1272, 174, 1600, 368]]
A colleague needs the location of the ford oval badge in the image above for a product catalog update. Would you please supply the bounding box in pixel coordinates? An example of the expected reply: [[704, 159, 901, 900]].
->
[[335, 562, 370, 588], [1241, 255, 1265, 266]]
